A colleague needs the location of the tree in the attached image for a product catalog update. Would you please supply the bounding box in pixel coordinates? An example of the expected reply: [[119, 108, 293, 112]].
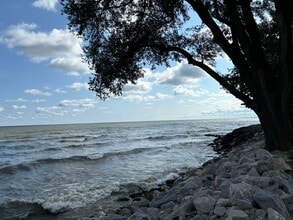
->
[[61, 0, 293, 151]]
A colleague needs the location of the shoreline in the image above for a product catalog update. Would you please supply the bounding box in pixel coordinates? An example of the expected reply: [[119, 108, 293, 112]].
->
[[96, 125, 293, 220], [14, 125, 293, 219]]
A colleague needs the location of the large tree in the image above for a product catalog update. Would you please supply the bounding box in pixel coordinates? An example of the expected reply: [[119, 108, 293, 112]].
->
[[61, 0, 293, 151]]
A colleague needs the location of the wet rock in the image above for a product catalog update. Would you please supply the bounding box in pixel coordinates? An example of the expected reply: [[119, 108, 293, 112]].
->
[[193, 196, 216, 214], [267, 207, 286, 220], [253, 190, 289, 217]]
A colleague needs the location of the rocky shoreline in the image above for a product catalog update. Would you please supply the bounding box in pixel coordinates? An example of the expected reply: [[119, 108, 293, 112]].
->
[[100, 125, 293, 220]]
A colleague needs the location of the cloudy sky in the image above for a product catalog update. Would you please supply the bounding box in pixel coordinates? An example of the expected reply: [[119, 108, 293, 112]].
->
[[0, 0, 256, 126]]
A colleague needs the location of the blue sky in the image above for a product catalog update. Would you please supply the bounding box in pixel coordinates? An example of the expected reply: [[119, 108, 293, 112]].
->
[[0, 0, 256, 126]]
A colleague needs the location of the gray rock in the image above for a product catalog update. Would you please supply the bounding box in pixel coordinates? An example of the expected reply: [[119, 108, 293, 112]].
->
[[267, 207, 286, 220], [247, 167, 260, 176], [102, 214, 128, 220], [252, 190, 289, 217], [193, 196, 216, 214], [145, 208, 159, 220], [178, 196, 196, 213], [239, 156, 255, 165], [227, 208, 249, 220], [214, 205, 226, 217], [215, 161, 234, 176], [256, 161, 271, 174], [190, 214, 208, 220], [235, 199, 253, 210], [216, 198, 231, 207], [272, 176, 293, 194], [229, 183, 257, 204], [246, 209, 266, 220], [128, 212, 151, 220], [160, 201, 176, 214], [245, 176, 272, 189], [273, 158, 292, 171], [255, 149, 273, 160], [282, 194, 293, 215]]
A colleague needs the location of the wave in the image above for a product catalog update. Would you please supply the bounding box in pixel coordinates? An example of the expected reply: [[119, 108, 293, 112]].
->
[[0, 200, 51, 219]]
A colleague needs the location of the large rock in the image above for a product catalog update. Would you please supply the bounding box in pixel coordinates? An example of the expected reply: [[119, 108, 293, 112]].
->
[[255, 149, 273, 160], [272, 176, 293, 194], [252, 190, 289, 217], [229, 183, 257, 204], [128, 212, 151, 220], [267, 208, 286, 220], [213, 205, 226, 217], [227, 208, 249, 220], [282, 194, 293, 215], [193, 196, 216, 214], [273, 158, 292, 171]]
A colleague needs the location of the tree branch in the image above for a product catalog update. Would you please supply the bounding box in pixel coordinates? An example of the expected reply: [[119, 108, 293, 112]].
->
[[147, 44, 254, 108]]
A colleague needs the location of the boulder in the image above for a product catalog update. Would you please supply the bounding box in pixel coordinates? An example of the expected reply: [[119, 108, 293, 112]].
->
[[213, 205, 226, 217], [247, 167, 260, 177], [255, 149, 273, 160], [160, 201, 176, 214], [282, 194, 293, 215], [227, 208, 249, 220], [145, 208, 159, 220], [273, 158, 292, 171], [252, 190, 289, 217], [193, 196, 216, 214], [272, 176, 293, 194], [267, 208, 286, 220], [190, 214, 208, 220], [128, 212, 151, 220], [229, 183, 257, 204]]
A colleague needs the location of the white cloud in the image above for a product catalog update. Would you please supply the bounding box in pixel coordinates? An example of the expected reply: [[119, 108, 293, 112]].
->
[[67, 82, 89, 91], [32, 0, 58, 11], [32, 99, 46, 103], [49, 57, 89, 75], [173, 86, 209, 97], [55, 88, 67, 93], [157, 62, 205, 86], [24, 89, 52, 96], [1, 23, 89, 75], [0, 106, 4, 112], [123, 80, 152, 94], [59, 99, 95, 108], [36, 106, 66, 116], [120, 93, 171, 102], [12, 105, 27, 110], [6, 98, 28, 103]]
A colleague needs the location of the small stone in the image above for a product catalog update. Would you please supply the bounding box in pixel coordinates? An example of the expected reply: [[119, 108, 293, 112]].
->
[[267, 207, 286, 220], [193, 196, 216, 214]]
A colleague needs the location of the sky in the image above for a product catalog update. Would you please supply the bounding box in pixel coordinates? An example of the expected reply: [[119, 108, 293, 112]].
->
[[0, 0, 256, 126]]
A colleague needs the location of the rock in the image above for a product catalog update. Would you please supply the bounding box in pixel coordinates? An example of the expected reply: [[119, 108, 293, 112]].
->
[[256, 161, 271, 174], [215, 161, 234, 176], [145, 207, 159, 220], [102, 214, 128, 220], [116, 208, 132, 216], [253, 190, 289, 217], [160, 201, 176, 214], [216, 198, 231, 207], [272, 176, 293, 194], [282, 194, 293, 215], [227, 208, 249, 220], [128, 212, 151, 220], [247, 167, 260, 176], [267, 207, 286, 220], [190, 214, 208, 220], [239, 156, 255, 165], [273, 158, 292, 171], [247, 209, 266, 220], [245, 176, 273, 189], [214, 205, 226, 217], [235, 199, 253, 210], [193, 196, 216, 214], [229, 183, 257, 204], [255, 149, 273, 160], [178, 196, 196, 214]]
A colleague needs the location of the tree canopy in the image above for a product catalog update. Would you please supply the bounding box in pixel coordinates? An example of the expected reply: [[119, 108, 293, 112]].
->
[[61, 0, 293, 151]]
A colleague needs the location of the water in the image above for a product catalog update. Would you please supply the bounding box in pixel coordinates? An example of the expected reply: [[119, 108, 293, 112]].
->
[[0, 119, 257, 217]]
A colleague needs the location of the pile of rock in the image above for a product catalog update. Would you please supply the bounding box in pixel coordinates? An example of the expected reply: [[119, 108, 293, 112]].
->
[[102, 126, 293, 220]]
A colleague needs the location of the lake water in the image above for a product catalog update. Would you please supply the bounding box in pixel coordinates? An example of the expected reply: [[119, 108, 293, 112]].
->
[[0, 119, 257, 218]]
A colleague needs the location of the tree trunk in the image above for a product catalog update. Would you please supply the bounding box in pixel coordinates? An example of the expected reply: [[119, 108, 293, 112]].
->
[[254, 95, 293, 151]]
